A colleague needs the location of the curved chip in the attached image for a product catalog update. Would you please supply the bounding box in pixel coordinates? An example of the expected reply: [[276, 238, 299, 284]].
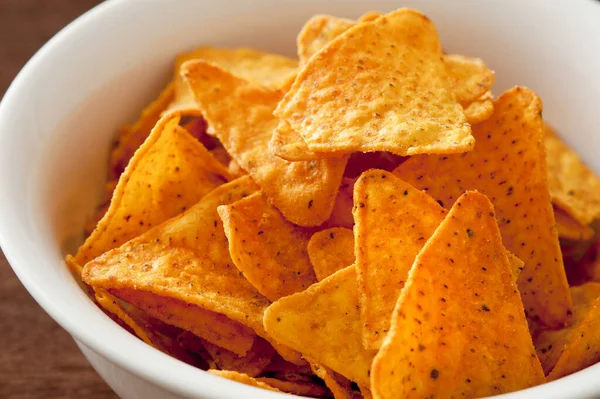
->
[[182, 61, 347, 226], [394, 87, 572, 327], [277, 8, 473, 157], [371, 191, 545, 398], [444, 54, 495, 105], [307, 227, 354, 281]]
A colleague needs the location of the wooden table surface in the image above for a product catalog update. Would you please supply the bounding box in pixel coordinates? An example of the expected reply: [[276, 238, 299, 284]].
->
[[0, 1, 116, 398]]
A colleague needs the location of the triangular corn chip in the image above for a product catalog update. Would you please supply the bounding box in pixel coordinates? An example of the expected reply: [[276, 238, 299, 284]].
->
[[444, 54, 495, 105], [264, 266, 376, 386], [297, 15, 355, 64], [109, 82, 175, 181], [202, 337, 275, 377], [307, 227, 354, 281], [82, 177, 270, 336], [462, 91, 494, 125], [534, 283, 600, 380], [269, 119, 338, 162], [112, 288, 255, 356], [75, 115, 230, 266], [554, 205, 594, 241], [208, 370, 281, 392], [277, 9, 473, 157], [354, 170, 447, 349], [545, 124, 600, 225], [371, 191, 545, 398], [182, 61, 347, 226], [394, 87, 572, 327], [309, 361, 355, 399], [166, 47, 298, 115], [218, 192, 317, 301]]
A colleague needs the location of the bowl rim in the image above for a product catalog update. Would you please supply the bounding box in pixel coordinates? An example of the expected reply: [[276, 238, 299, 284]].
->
[[1, 0, 600, 398]]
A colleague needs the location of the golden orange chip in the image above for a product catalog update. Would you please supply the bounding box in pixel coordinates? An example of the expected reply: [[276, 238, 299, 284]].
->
[[264, 266, 376, 386], [309, 361, 355, 399], [534, 283, 600, 380], [297, 15, 355, 64], [554, 205, 594, 241], [395, 87, 572, 327], [109, 82, 176, 181], [203, 337, 274, 377], [183, 61, 347, 226], [444, 54, 495, 104], [112, 288, 255, 356], [167, 47, 298, 115], [268, 119, 337, 162], [277, 9, 473, 157], [545, 124, 600, 225], [371, 191, 545, 398], [208, 370, 281, 392], [354, 170, 448, 349], [81, 177, 271, 335], [218, 192, 317, 301], [462, 91, 494, 125], [255, 377, 330, 397], [307, 227, 354, 281], [74, 115, 230, 267]]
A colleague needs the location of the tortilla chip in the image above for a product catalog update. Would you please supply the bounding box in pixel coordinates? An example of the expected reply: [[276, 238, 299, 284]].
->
[[354, 170, 448, 349], [554, 205, 594, 241], [508, 252, 526, 281], [545, 124, 600, 225], [444, 54, 495, 105], [371, 191, 545, 398], [109, 82, 176, 181], [75, 115, 230, 267], [208, 370, 281, 392], [111, 288, 255, 356], [307, 227, 354, 281], [81, 177, 272, 334], [255, 377, 330, 397], [463, 91, 494, 125], [321, 178, 356, 229], [182, 61, 347, 226], [277, 9, 473, 157], [264, 266, 376, 386], [202, 337, 274, 377], [394, 87, 572, 327], [534, 283, 600, 380], [269, 119, 336, 162], [218, 192, 317, 301], [167, 47, 298, 115], [309, 362, 355, 399], [297, 15, 355, 64]]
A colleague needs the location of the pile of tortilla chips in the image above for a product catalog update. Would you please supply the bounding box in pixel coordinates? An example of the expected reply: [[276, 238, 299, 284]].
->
[[69, 7, 600, 398]]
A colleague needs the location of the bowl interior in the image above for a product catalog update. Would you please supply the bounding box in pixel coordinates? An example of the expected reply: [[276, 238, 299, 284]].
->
[[1, 0, 600, 398]]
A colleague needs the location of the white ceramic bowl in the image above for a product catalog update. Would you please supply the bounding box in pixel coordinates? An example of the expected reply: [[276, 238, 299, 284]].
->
[[2, 0, 600, 398]]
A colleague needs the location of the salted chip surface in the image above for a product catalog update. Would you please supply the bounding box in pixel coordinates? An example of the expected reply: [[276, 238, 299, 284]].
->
[[75, 115, 230, 267], [112, 288, 255, 356], [554, 205, 594, 241], [307, 227, 355, 281], [534, 283, 600, 380], [354, 170, 447, 349], [268, 119, 339, 162], [276, 8, 473, 157], [167, 47, 298, 115], [371, 191, 545, 399], [462, 91, 494, 125], [202, 337, 275, 377], [444, 54, 495, 105], [395, 87, 572, 327], [545, 124, 600, 225], [218, 192, 317, 301], [109, 82, 175, 181], [264, 266, 376, 386], [208, 370, 281, 392], [297, 14, 355, 64], [82, 177, 272, 336], [183, 61, 347, 226]]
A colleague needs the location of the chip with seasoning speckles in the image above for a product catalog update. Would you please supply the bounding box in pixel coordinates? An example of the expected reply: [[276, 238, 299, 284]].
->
[[73, 114, 231, 269], [208, 370, 282, 392], [462, 90, 495, 125], [276, 8, 474, 157], [353, 169, 448, 350], [111, 288, 256, 356], [307, 227, 355, 281], [182, 60, 348, 227], [394, 86, 572, 328], [218, 192, 317, 301], [371, 191, 546, 399], [534, 282, 600, 380], [264, 266, 376, 386]]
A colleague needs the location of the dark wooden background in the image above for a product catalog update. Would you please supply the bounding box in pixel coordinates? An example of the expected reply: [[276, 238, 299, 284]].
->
[[0, 1, 116, 398]]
